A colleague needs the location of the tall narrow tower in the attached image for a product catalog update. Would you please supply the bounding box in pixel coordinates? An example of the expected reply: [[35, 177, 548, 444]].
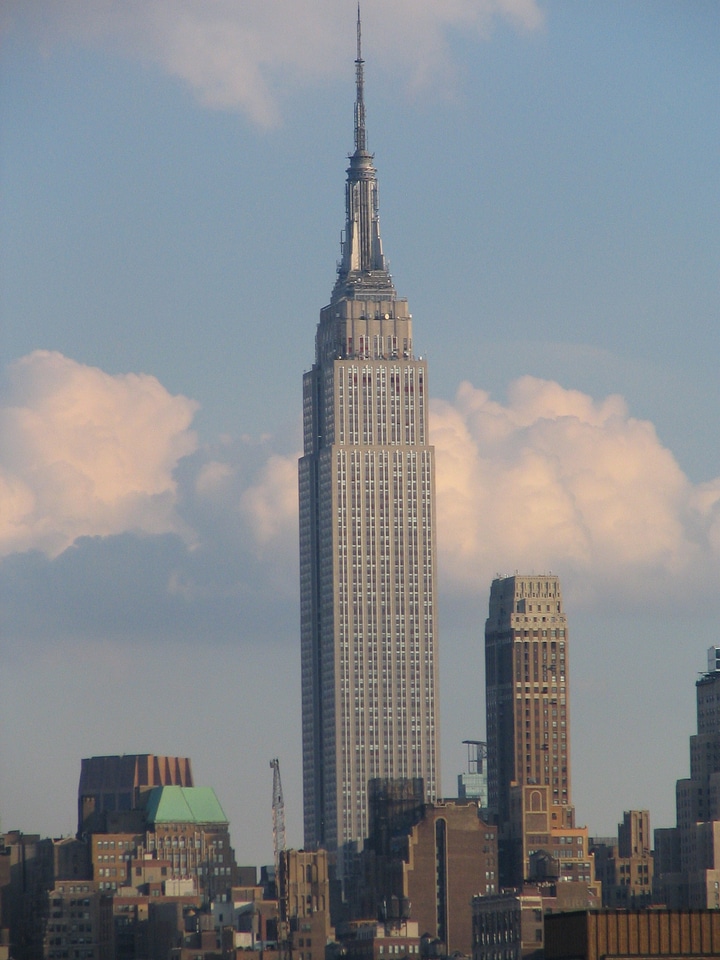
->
[[485, 575, 581, 886], [299, 13, 440, 867]]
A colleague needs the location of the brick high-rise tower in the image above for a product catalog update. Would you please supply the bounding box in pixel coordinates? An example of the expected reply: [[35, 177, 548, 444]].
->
[[485, 575, 591, 887], [299, 13, 440, 869]]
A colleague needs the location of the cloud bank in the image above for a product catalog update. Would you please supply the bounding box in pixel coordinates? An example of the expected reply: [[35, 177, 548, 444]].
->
[[0, 352, 300, 644], [1, 0, 544, 125], [3, 352, 720, 643], [0, 351, 198, 558], [432, 378, 720, 607]]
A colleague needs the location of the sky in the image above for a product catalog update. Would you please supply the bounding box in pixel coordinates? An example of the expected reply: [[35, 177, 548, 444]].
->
[[1, 0, 720, 868]]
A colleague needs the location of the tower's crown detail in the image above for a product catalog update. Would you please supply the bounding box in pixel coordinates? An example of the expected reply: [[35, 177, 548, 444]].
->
[[332, 6, 395, 303]]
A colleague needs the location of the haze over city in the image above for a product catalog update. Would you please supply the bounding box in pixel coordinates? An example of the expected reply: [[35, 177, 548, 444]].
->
[[2, 0, 719, 867]]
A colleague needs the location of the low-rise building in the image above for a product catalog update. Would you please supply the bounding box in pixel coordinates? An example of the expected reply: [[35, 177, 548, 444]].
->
[[341, 919, 422, 960], [43, 880, 113, 960], [591, 811, 655, 908], [509, 785, 596, 887], [472, 882, 601, 960], [544, 908, 720, 959], [280, 849, 334, 960], [91, 833, 142, 893], [0, 831, 55, 959]]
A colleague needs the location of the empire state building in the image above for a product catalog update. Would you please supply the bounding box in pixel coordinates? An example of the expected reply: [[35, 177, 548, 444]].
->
[[299, 15, 440, 863]]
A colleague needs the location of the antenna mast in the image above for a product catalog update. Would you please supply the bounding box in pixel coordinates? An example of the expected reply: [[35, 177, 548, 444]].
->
[[354, 3, 366, 153]]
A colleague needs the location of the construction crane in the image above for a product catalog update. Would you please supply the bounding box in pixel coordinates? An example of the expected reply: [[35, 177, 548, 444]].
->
[[270, 758, 288, 955], [270, 757, 286, 868]]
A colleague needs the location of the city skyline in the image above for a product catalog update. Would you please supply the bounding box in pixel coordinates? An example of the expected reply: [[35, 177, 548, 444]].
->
[[2, 3, 720, 866]]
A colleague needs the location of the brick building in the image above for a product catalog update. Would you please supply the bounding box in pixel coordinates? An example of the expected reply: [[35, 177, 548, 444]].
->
[[43, 880, 113, 960], [142, 785, 238, 897], [0, 832, 56, 960], [485, 576, 597, 890], [78, 754, 193, 836], [280, 849, 334, 960], [544, 909, 720, 959], [356, 781, 498, 956], [472, 881, 601, 960], [591, 811, 654, 909], [340, 919, 422, 960]]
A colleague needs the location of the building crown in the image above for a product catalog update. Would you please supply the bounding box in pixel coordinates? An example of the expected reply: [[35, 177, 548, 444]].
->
[[332, 6, 396, 303]]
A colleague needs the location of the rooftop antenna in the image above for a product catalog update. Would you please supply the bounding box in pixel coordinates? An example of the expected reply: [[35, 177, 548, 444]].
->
[[354, 3, 366, 153]]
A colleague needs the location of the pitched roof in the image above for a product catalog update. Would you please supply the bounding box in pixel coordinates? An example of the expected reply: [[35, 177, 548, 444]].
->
[[145, 786, 228, 825]]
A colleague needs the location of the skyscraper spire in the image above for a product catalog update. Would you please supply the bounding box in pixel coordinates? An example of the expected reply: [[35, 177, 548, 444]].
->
[[354, 4, 366, 154], [333, 7, 394, 302]]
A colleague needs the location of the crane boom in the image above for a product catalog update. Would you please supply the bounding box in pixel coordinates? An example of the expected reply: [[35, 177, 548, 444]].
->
[[270, 756, 288, 951], [270, 757, 286, 870]]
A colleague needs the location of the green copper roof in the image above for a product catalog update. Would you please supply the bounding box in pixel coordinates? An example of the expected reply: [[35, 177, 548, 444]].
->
[[145, 786, 228, 825]]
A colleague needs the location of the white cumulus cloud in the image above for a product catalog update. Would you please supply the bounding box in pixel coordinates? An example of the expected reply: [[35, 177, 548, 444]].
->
[[432, 377, 719, 607], [180, 372, 720, 615], [239, 454, 299, 551], [1, 0, 544, 125], [6, 353, 719, 619], [0, 351, 198, 557]]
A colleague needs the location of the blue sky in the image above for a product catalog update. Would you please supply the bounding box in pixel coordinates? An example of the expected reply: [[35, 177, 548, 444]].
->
[[2, 0, 720, 866]]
